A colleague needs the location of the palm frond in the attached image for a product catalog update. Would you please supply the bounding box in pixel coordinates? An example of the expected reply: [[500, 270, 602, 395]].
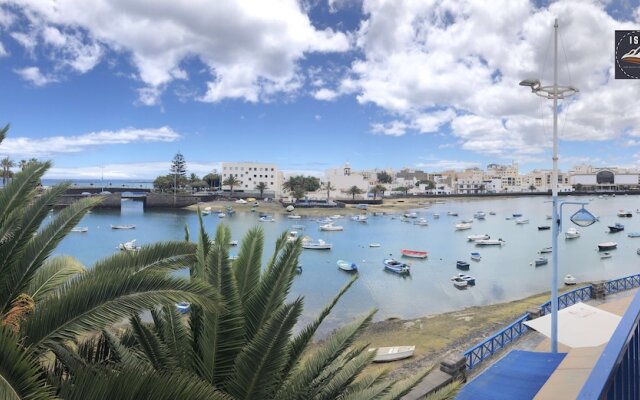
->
[[91, 241, 196, 276], [226, 300, 303, 400], [57, 367, 233, 400], [0, 324, 57, 400], [192, 209, 209, 280], [312, 346, 374, 400], [339, 381, 393, 400], [26, 255, 85, 302], [0, 161, 49, 227], [274, 309, 376, 400], [21, 270, 220, 352], [0, 123, 8, 143], [232, 226, 263, 304], [243, 239, 301, 340], [340, 369, 389, 395], [375, 366, 433, 400], [422, 380, 462, 400], [0, 196, 101, 314], [130, 314, 173, 371], [184, 223, 190, 242], [265, 231, 289, 273], [153, 305, 192, 368], [194, 232, 245, 386], [284, 276, 358, 375]]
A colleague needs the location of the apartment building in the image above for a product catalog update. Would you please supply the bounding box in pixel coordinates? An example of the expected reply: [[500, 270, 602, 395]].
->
[[221, 162, 283, 197]]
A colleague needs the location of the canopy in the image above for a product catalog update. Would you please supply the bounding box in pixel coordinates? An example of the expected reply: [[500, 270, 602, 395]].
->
[[524, 302, 621, 348], [457, 350, 566, 400]]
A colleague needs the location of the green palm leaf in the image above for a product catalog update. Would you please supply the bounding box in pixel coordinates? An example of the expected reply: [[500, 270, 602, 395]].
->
[[91, 241, 196, 276], [226, 300, 303, 400], [130, 314, 173, 371], [375, 367, 433, 400], [233, 226, 263, 304], [152, 305, 192, 369], [0, 161, 49, 228], [0, 324, 57, 400], [21, 270, 220, 352], [193, 209, 209, 280], [312, 346, 374, 400], [26, 256, 85, 302]]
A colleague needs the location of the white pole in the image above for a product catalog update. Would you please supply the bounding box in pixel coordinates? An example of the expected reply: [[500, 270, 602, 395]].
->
[[550, 18, 560, 353]]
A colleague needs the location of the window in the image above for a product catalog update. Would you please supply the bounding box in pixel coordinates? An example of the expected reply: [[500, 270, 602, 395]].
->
[[248, 178, 251, 181], [271, 182, 273, 185], [271, 168, 274, 171], [254, 174, 257, 178]]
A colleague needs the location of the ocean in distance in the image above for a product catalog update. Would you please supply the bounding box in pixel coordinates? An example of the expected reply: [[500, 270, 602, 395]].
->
[[53, 194, 640, 336]]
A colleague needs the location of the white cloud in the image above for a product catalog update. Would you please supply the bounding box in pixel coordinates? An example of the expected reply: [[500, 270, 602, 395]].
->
[[5, 0, 349, 104], [0, 42, 7, 57], [345, 0, 638, 160], [14, 66, 56, 86], [415, 159, 481, 171], [45, 161, 219, 180], [0, 126, 181, 157], [313, 88, 339, 101], [10, 31, 37, 51]]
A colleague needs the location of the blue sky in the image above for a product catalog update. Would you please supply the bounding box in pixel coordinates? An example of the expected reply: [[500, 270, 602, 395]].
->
[[0, 0, 638, 179]]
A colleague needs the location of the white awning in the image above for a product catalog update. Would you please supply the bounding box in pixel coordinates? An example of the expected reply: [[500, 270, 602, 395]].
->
[[524, 303, 621, 348]]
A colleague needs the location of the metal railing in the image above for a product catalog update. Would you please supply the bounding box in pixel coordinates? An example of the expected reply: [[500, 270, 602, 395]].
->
[[540, 286, 592, 315], [604, 273, 640, 295], [463, 314, 530, 369], [578, 289, 640, 399]]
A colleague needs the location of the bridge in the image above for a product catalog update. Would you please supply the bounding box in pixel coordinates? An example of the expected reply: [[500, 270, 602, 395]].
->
[[63, 186, 152, 195]]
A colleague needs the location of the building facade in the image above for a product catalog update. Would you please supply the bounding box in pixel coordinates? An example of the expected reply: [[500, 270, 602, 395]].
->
[[221, 162, 283, 197], [569, 165, 640, 191]]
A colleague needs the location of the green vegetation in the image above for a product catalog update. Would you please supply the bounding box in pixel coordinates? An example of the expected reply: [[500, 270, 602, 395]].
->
[[223, 175, 241, 196], [322, 180, 335, 200], [255, 181, 268, 198], [377, 171, 393, 184], [203, 172, 221, 189], [393, 185, 412, 195], [347, 185, 363, 200], [283, 175, 320, 201]]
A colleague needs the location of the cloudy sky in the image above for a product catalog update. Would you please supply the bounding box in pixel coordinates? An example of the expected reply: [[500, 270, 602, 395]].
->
[[0, 0, 638, 179]]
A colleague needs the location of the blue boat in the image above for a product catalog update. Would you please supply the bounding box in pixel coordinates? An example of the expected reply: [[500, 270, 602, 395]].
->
[[337, 259, 358, 272], [512, 213, 523, 218], [470, 252, 481, 261], [175, 302, 190, 314], [456, 261, 470, 270], [609, 223, 624, 233], [383, 258, 410, 274]]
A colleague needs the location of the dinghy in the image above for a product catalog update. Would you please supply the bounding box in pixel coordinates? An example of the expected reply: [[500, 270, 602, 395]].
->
[[400, 249, 428, 259], [369, 346, 416, 362], [383, 259, 410, 274], [337, 260, 358, 272]]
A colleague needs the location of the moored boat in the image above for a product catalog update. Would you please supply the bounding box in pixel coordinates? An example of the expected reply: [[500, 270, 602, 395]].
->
[[539, 246, 552, 254], [111, 224, 135, 230], [455, 223, 472, 230], [433, 213, 440, 218], [259, 216, 275, 222], [383, 259, 410, 274], [452, 277, 468, 289], [400, 249, 428, 259], [600, 252, 612, 259], [598, 242, 617, 251], [608, 223, 624, 233], [118, 239, 141, 252], [71, 227, 89, 233], [474, 211, 486, 219], [413, 218, 429, 226], [218, 212, 226, 218], [369, 243, 381, 248], [617, 210, 633, 217], [467, 234, 490, 241], [337, 259, 358, 272], [175, 302, 190, 314], [351, 215, 368, 222], [320, 223, 344, 231], [475, 239, 505, 246], [301, 239, 332, 250], [447, 211, 458, 216], [470, 252, 481, 261], [515, 218, 529, 224], [565, 227, 580, 239], [452, 273, 475, 285], [461, 218, 474, 224], [489, 211, 496, 215], [538, 226, 550, 231], [287, 214, 302, 219], [534, 257, 548, 266], [403, 212, 418, 218], [287, 231, 299, 242], [513, 213, 523, 218], [564, 274, 577, 285], [628, 232, 640, 238], [369, 346, 415, 362], [456, 261, 470, 270]]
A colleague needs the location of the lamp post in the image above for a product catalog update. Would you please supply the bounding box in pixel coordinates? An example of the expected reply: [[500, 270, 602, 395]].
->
[[519, 19, 589, 353]]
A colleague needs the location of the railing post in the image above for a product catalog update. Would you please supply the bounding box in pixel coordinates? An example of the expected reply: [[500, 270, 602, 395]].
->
[[591, 281, 606, 300], [441, 356, 467, 382], [527, 307, 542, 320]]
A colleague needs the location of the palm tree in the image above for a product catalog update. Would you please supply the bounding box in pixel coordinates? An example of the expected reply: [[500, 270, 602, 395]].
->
[[1, 156, 14, 185], [73, 220, 453, 399], [322, 181, 335, 201], [374, 184, 387, 198], [255, 181, 268, 198], [0, 124, 219, 398], [223, 175, 241, 197], [18, 159, 27, 171], [347, 185, 363, 200]]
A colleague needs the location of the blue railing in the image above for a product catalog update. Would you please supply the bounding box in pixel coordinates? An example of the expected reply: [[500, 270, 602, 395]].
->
[[540, 286, 592, 315], [578, 289, 640, 399], [605, 273, 640, 295], [464, 314, 530, 369]]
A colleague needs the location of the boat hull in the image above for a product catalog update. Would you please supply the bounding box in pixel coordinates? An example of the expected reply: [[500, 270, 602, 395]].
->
[[401, 249, 428, 259], [370, 346, 415, 362]]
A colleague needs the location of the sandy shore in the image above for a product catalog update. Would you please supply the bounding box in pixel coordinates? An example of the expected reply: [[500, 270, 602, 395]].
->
[[185, 197, 451, 217]]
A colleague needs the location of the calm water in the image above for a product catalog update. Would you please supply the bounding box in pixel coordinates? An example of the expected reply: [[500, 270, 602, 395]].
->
[[53, 195, 640, 335]]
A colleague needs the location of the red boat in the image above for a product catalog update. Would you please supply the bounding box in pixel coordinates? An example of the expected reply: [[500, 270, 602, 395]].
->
[[401, 249, 428, 259]]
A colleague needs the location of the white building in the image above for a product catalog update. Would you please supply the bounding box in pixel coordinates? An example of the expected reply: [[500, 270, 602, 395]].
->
[[569, 165, 640, 191], [322, 162, 370, 199], [221, 162, 283, 197]]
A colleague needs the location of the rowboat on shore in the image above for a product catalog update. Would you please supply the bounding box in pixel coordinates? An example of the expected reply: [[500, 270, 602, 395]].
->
[[400, 249, 428, 259], [369, 346, 415, 362]]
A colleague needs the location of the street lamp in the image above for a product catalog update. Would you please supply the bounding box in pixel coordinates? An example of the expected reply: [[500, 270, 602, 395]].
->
[[519, 19, 592, 353]]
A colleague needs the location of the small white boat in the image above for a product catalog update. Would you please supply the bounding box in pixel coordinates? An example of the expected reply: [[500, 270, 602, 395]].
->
[[534, 257, 548, 266], [515, 218, 529, 224], [337, 259, 358, 272], [302, 239, 332, 250], [291, 224, 305, 230], [474, 211, 486, 219], [628, 232, 640, 238], [118, 239, 141, 252], [600, 252, 612, 259], [565, 227, 580, 239], [539, 247, 552, 254], [259, 216, 275, 222], [461, 219, 474, 224], [413, 218, 429, 226], [287, 231, 299, 242], [330, 214, 343, 219], [467, 234, 490, 241], [546, 215, 553, 220], [287, 214, 302, 219], [489, 211, 496, 216], [403, 212, 418, 218], [433, 213, 440, 218], [617, 210, 633, 217], [317, 217, 333, 224], [218, 213, 226, 218], [452, 277, 468, 289], [201, 210, 211, 215], [452, 273, 475, 285], [447, 211, 458, 216], [351, 215, 368, 222], [229, 240, 238, 246], [320, 223, 343, 231], [369, 243, 381, 248], [229, 254, 239, 261], [111, 224, 135, 230], [564, 274, 577, 285], [470, 252, 481, 261], [369, 346, 415, 362], [455, 223, 472, 230], [235, 199, 248, 204], [71, 227, 89, 233], [383, 259, 410, 274], [175, 302, 190, 314], [598, 242, 618, 251], [475, 239, 505, 246]]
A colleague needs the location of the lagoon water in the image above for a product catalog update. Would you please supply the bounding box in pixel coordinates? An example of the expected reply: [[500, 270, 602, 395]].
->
[[54, 195, 640, 335]]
